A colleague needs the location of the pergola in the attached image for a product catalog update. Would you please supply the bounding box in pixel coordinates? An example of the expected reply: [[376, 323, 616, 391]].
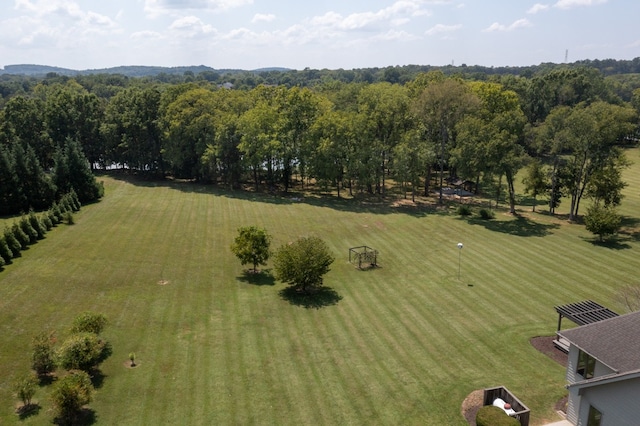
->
[[554, 300, 619, 351]]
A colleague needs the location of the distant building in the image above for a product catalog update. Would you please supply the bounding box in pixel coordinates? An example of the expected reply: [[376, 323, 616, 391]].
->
[[558, 310, 640, 425]]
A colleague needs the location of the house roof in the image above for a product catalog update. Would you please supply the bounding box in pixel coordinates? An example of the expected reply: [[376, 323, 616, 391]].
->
[[555, 300, 619, 326], [558, 310, 640, 374]]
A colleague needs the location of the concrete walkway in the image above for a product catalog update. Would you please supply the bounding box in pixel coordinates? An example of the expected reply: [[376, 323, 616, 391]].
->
[[544, 420, 572, 426]]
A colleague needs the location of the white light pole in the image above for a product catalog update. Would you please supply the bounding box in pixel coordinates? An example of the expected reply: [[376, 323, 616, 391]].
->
[[457, 242, 463, 280]]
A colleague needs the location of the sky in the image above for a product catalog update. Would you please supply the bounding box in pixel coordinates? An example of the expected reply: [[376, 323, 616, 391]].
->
[[0, 0, 638, 71]]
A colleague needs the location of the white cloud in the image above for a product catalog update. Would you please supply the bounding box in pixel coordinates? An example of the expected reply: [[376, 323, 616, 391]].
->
[[169, 16, 216, 37], [425, 23, 461, 36], [484, 18, 532, 32], [527, 3, 550, 14], [554, 0, 607, 9], [144, 0, 253, 16], [251, 13, 275, 24]]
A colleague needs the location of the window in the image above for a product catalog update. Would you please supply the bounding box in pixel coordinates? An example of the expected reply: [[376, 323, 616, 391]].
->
[[587, 405, 602, 426], [577, 349, 595, 379]]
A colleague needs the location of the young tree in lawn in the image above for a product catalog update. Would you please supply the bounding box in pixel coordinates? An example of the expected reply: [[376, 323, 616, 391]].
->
[[70, 312, 108, 335], [32, 331, 56, 378], [13, 372, 38, 410], [584, 203, 621, 242], [230, 226, 272, 273], [50, 370, 94, 424], [56, 332, 110, 372], [273, 236, 335, 294]]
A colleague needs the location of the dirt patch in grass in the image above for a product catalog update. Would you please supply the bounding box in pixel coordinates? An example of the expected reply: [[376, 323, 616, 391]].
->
[[157, 279, 169, 285]]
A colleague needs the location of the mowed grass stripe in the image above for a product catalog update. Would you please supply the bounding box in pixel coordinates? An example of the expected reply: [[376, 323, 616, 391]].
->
[[1, 150, 640, 425]]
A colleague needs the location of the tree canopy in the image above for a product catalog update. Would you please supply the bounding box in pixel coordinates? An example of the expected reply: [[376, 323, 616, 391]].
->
[[273, 236, 335, 293]]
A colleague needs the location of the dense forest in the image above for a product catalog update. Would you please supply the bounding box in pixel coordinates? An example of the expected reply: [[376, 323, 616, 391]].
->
[[1, 59, 639, 221]]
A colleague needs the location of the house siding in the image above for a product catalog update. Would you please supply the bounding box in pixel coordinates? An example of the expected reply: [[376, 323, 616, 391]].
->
[[576, 377, 640, 426]]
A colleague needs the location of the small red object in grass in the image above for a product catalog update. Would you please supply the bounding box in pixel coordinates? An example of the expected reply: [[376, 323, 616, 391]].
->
[[504, 403, 512, 410]]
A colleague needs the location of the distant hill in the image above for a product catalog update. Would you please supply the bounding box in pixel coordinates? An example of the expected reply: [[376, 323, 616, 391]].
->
[[0, 64, 292, 77]]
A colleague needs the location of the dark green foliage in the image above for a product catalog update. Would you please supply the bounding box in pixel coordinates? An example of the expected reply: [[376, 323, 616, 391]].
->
[[13, 372, 38, 407], [11, 223, 30, 250], [70, 312, 107, 335], [51, 203, 63, 223], [68, 188, 81, 211], [60, 195, 72, 213], [0, 253, 4, 269], [53, 138, 103, 204], [478, 208, 495, 220], [19, 216, 38, 244], [56, 332, 109, 372], [29, 211, 47, 238], [32, 331, 56, 377], [0, 237, 12, 264], [41, 213, 53, 231], [476, 405, 520, 426], [3, 228, 22, 258], [230, 226, 272, 273], [0, 144, 19, 216], [584, 203, 622, 242], [48, 208, 59, 225], [457, 205, 472, 216], [273, 236, 335, 293], [63, 211, 74, 225], [50, 370, 94, 424]]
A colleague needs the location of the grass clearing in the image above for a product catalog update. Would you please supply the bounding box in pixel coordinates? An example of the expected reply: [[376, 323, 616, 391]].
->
[[1, 149, 639, 425]]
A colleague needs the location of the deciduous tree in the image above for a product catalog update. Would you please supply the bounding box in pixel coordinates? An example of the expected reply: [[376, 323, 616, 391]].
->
[[273, 236, 334, 293], [230, 226, 272, 273]]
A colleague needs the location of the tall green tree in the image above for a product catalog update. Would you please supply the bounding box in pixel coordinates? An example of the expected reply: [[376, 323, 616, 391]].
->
[[522, 159, 548, 212], [273, 236, 334, 293], [414, 78, 480, 204], [230, 226, 272, 273], [50, 370, 95, 424], [53, 138, 103, 203]]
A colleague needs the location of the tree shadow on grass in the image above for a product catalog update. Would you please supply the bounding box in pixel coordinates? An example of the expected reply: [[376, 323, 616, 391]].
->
[[465, 215, 560, 237], [89, 368, 106, 389], [279, 286, 342, 309], [16, 403, 41, 420], [237, 269, 276, 286], [584, 237, 633, 250], [53, 408, 97, 426]]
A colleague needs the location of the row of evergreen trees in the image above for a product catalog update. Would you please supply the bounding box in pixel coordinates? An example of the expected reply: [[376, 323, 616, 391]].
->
[[0, 138, 102, 216], [0, 190, 81, 270]]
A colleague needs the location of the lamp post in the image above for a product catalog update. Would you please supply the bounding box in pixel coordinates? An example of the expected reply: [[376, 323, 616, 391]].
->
[[457, 242, 463, 280]]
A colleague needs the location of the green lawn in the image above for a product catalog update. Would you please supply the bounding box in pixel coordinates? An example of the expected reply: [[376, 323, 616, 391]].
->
[[1, 150, 639, 425]]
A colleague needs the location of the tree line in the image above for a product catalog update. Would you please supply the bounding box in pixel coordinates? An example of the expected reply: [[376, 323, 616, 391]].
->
[[1, 66, 639, 220]]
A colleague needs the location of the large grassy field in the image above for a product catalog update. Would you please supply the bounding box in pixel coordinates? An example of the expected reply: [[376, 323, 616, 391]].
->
[[1, 149, 639, 425]]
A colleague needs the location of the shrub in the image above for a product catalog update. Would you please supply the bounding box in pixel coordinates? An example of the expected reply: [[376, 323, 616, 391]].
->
[[3, 228, 22, 258], [476, 405, 520, 426], [11, 222, 30, 249], [0, 237, 12, 264], [57, 332, 109, 372], [63, 211, 74, 225], [69, 189, 81, 211], [32, 331, 57, 377], [70, 312, 107, 335], [0, 254, 4, 269], [457, 205, 472, 216], [51, 203, 63, 223], [478, 208, 495, 220], [13, 372, 38, 407], [41, 213, 53, 231], [28, 211, 46, 239], [50, 370, 94, 423], [60, 196, 72, 213], [19, 217, 38, 244]]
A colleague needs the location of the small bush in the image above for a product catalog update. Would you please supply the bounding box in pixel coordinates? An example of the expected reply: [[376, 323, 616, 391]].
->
[[3, 228, 22, 258], [69, 189, 81, 211], [63, 211, 74, 225], [0, 253, 5, 269], [56, 332, 109, 372], [19, 217, 38, 244], [457, 205, 472, 216], [71, 312, 107, 335], [478, 208, 495, 220], [476, 405, 520, 426], [50, 370, 94, 423], [0, 237, 12, 264], [41, 214, 53, 231], [28, 211, 46, 239], [32, 331, 57, 377], [13, 372, 38, 407], [52, 203, 63, 223], [11, 223, 30, 249]]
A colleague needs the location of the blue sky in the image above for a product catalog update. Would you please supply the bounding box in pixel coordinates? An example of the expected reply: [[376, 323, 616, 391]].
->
[[0, 0, 638, 71]]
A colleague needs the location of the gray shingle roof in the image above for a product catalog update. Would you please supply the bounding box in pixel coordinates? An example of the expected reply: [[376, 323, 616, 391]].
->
[[558, 310, 640, 373]]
